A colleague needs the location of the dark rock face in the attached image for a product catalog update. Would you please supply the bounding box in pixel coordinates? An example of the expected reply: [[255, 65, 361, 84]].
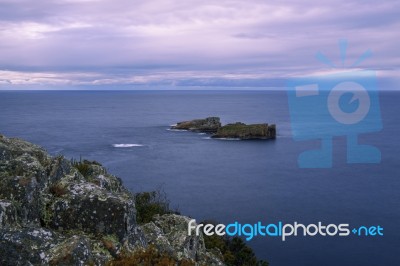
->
[[0, 134, 224, 265], [0, 228, 61, 265], [0, 228, 108, 266], [171, 117, 221, 133], [50, 189, 136, 240], [0, 137, 49, 226], [212, 122, 276, 140], [0, 136, 143, 265]]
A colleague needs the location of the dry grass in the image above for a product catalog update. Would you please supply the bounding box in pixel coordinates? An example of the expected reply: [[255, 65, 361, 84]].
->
[[106, 245, 194, 266], [49, 182, 68, 197]]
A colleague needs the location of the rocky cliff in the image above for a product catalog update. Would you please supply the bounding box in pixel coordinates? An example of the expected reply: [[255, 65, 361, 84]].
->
[[0, 134, 224, 266]]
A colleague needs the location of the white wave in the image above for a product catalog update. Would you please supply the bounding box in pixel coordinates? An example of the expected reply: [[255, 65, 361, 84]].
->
[[170, 123, 177, 127], [214, 138, 241, 141], [113, 144, 144, 148], [167, 128, 188, 132], [202, 137, 239, 140]]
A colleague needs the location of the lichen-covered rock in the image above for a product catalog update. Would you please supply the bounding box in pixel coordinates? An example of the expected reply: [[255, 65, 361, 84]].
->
[[47, 235, 109, 266], [0, 200, 19, 228], [0, 134, 145, 265], [172, 117, 221, 133], [0, 136, 49, 166], [0, 228, 60, 265], [0, 137, 50, 227], [0, 134, 225, 265], [49, 182, 137, 241], [0, 228, 110, 266], [212, 122, 276, 140], [141, 214, 225, 265], [48, 156, 78, 184]]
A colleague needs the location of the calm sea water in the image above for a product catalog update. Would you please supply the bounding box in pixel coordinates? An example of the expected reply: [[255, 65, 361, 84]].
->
[[0, 90, 399, 266]]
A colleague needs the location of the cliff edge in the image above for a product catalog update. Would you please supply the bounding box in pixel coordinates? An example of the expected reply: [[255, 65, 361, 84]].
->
[[0, 134, 224, 266]]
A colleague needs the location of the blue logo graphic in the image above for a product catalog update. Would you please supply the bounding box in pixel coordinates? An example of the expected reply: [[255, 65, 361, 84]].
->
[[287, 40, 382, 168], [188, 219, 384, 242]]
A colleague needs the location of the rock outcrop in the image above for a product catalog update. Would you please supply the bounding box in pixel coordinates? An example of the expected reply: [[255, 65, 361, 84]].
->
[[171, 117, 276, 140], [212, 122, 276, 140], [141, 214, 224, 265], [0, 134, 224, 265], [171, 117, 221, 133]]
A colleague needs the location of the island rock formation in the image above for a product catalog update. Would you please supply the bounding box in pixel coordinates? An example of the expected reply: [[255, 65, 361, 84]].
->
[[171, 117, 276, 140], [212, 122, 276, 140], [171, 117, 221, 133]]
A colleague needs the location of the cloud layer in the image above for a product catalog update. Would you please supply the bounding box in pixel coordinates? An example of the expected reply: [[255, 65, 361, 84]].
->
[[0, 0, 399, 88]]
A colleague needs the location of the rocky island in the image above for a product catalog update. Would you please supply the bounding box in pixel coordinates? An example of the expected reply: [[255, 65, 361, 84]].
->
[[171, 117, 276, 140], [0, 134, 224, 265], [171, 117, 221, 133]]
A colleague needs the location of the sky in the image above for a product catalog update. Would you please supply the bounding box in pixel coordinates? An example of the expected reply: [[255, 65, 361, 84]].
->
[[0, 0, 399, 89]]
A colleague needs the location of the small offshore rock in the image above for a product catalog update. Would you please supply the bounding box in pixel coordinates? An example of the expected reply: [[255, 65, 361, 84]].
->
[[171, 117, 221, 133]]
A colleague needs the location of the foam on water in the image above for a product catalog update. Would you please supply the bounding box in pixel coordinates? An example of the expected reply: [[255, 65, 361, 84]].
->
[[112, 144, 144, 148], [214, 138, 241, 141], [167, 128, 188, 132]]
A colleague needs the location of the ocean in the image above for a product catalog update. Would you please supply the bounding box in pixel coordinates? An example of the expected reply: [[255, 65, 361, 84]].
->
[[0, 90, 399, 265]]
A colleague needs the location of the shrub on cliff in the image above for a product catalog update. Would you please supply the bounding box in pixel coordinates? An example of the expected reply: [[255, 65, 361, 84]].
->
[[71, 157, 102, 178], [202, 221, 269, 266], [135, 189, 179, 224]]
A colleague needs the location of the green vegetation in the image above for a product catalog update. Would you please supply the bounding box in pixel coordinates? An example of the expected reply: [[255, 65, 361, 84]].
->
[[202, 221, 269, 266], [135, 189, 178, 224], [71, 157, 102, 178], [71, 158, 91, 177], [40, 201, 54, 227]]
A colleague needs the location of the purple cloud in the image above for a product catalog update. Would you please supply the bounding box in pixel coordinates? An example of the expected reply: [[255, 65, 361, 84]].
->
[[0, 0, 399, 89]]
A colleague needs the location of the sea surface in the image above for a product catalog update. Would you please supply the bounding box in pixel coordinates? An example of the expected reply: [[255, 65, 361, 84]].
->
[[0, 90, 399, 266]]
